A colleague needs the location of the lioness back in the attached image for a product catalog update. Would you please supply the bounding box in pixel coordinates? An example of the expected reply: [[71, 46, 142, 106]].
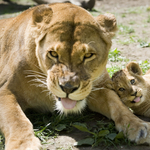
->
[[107, 61, 150, 117]]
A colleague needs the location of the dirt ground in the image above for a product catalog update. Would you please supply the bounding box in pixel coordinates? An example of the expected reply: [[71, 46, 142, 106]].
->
[[0, 0, 150, 150]]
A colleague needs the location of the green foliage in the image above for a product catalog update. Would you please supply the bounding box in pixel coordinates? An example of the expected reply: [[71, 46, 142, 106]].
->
[[139, 42, 150, 48], [147, 6, 150, 11], [126, 6, 146, 14], [74, 138, 94, 146], [107, 48, 127, 77], [27, 110, 131, 148], [139, 60, 150, 74], [107, 65, 123, 77], [147, 15, 150, 23], [72, 120, 128, 147], [118, 24, 135, 35], [108, 48, 127, 62], [107, 48, 150, 76], [0, 135, 4, 150], [137, 39, 150, 48]]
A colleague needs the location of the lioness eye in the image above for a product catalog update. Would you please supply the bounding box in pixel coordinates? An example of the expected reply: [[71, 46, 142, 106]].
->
[[119, 88, 125, 91], [84, 53, 94, 59], [130, 79, 135, 85], [49, 51, 58, 58]]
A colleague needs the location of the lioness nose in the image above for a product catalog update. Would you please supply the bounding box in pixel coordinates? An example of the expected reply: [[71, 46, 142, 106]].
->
[[59, 75, 80, 94], [60, 83, 79, 94]]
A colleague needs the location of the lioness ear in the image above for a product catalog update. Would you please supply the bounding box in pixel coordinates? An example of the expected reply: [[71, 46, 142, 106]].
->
[[126, 62, 142, 75], [32, 5, 53, 25], [96, 13, 117, 37]]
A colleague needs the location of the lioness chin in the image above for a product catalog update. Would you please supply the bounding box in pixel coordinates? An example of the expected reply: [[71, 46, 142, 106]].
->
[[0, 3, 150, 150], [107, 61, 150, 117]]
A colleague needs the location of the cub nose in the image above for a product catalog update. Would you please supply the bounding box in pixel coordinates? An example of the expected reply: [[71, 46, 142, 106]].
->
[[60, 83, 79, 94], [131, 91, 137, 96]]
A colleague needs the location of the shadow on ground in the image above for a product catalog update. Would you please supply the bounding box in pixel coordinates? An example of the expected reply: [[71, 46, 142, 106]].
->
[[0, 2, 35, 15]]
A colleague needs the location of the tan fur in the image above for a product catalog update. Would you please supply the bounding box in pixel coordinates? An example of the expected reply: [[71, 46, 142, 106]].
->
[[108, 61, 150, 117], [0, 3, 150, 150]]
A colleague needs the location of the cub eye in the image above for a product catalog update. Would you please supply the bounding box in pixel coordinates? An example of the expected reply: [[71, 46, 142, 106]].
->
[[130, 79, 135, 85], [84, 53, 94, 59], [119, 88, 125, 91], [49, 51, 58, 58]]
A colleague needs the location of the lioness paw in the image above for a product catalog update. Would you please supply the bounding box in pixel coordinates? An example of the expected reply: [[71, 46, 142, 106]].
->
[[6, 136, 41, 150], [116, 119, 150, 144], [129, 123, 148, 142], [136, 123, 150, 145]]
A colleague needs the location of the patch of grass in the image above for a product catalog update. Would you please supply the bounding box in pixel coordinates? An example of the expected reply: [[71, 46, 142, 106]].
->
[[107, 60, 150, 77], [0, 135, 4, 150], [28, 110, 131, 148], [147, 15, 150, 23], [107, 48, 128, 76], [73, 120, 130, 148], [107, 65, 124, 77], [139, 42, 150, 48], [139, 60, 150, 74], [121, 13, 126, 18], [108, 48, 128, 62], [137, 39, 150, 48], [107, 48, 150, 77], [27, 110, 95, 144], [129, 21, 136, 25], [118, 39, 132, 45], [118, 24, 135, 35], [126, 6, 146, 14], [147, 6, 150, 11], [118, 35, 137, 45]]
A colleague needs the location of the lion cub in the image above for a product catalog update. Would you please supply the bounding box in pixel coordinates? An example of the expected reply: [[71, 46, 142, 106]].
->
[[106, 62, 150, 117]]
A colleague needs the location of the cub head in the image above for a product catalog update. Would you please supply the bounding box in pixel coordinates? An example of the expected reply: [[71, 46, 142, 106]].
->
[[106, 62, 146, 108], [28, 3, 117, 114]]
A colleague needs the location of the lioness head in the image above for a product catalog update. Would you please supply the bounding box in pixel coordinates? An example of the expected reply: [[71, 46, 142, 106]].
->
[[106, 62, 147, 108], [27, 3, 117, 114]]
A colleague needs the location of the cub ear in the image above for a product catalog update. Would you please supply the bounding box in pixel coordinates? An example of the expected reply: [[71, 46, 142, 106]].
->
[[32, 5, 53, 25], [96, 13, 117, 38], [105, 79, 114, 90], [126, 62, 142, 75]]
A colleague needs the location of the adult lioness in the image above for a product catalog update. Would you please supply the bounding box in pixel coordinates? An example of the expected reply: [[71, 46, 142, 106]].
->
[[0, 3, 150, 150], [107, 61, 150, 117]]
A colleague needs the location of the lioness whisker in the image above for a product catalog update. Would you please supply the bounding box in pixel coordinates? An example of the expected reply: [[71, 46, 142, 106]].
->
[[26, 74, 46, 80], [24, 70, 47, 77], [87, 41, 95, 45], [25, 70, 48, 89], [46, 92, 52, 98], [87, 95, 95, 101], [30, 83, 47, 88], [91, 87, 105, 91], [28, 78, 47, 85], [41, 89, 50, 93]]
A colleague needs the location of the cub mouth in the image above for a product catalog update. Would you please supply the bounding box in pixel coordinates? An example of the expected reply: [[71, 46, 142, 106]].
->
[[131, 96, 142, 103], [58, 97, 82, 109]]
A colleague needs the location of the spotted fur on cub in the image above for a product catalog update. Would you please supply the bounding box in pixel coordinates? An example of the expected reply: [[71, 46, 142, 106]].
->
[[107, 61, 150, 117]]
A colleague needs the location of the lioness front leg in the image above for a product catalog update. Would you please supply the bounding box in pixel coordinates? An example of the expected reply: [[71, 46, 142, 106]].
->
[[0, 90, 41, 150], [88, 88, 150, 144]]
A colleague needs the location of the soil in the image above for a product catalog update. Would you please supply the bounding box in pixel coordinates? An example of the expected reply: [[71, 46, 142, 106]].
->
[[0, 0, 150, 150]]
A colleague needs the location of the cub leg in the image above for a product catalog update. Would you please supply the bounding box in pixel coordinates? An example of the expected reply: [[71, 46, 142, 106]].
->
[[88, 88, 150, 144], [0, 90, 41, 150]]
